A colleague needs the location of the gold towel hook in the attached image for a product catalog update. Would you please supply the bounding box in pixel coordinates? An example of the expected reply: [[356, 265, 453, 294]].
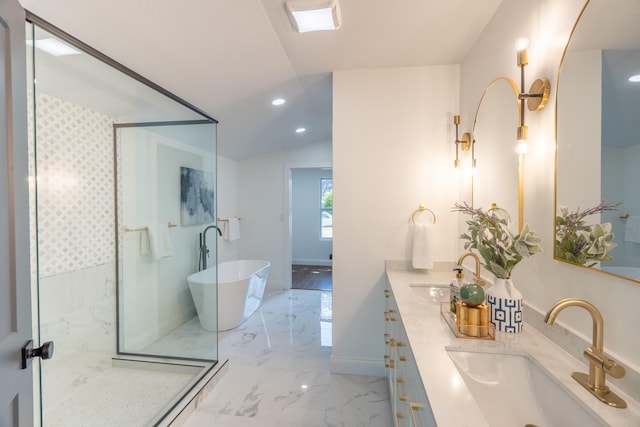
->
[[488, 203, 511, 223], [410, 204, 436, 224]]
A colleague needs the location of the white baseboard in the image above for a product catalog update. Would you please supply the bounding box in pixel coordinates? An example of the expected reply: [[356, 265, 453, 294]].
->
[[292, 259, 332, 267], [330, 355, 386, 377]]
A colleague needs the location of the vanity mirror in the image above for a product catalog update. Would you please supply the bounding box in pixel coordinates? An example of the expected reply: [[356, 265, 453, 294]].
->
[[472, 77, 522, 231], [555, 0, 640, 282]]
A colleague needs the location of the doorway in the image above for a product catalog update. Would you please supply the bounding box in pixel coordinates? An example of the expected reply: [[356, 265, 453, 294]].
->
[[290, 168, 332, 290]]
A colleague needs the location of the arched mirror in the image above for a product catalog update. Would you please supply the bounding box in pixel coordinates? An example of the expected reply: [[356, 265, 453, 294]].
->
[[472, 77, 522, 231], [555, 0, 640, 282]]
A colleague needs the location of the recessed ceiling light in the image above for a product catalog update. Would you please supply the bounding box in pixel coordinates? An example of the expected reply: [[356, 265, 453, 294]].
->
[[26, 38, 82, 56], [295, 127, 306, 133], [272, 98, 286, 106], [629, 75, 640, 83], [286, 0, 341, 33]]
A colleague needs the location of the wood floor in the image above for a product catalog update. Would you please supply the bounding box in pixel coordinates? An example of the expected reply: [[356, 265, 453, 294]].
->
[[292, 265, 332, 291]]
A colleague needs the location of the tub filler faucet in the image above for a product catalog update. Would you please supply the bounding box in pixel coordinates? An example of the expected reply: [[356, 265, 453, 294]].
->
[[199, 225, 222, 270], [544, 298, 626, 408]]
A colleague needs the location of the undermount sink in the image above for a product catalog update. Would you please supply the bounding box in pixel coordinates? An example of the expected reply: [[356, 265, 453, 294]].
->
[[409, 283, 449, 304], [447, 349, 607, 427]]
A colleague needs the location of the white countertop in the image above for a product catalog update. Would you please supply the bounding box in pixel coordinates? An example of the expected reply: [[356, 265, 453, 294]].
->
[[386, 267, 640, 427]]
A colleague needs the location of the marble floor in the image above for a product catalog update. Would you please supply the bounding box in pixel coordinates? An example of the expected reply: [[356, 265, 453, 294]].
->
[[42, 315, 218, 426], [183, 289, 393, 427], [43, 362, 196, 427]]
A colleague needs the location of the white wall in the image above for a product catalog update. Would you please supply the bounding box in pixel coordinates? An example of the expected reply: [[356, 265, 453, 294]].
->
[[292, 168, 333, 266], [332, 65, 460, 375], [216, 154, 240, 263], [461, 0, 640, 378], [237, 141, 332, 289]]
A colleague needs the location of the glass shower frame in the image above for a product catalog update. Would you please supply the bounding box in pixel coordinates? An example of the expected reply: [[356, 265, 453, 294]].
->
[[115, 120, 219, 362], [26, 11, 219, 426]]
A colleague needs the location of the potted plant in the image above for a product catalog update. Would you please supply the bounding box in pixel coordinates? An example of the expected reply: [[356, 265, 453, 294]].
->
[[453, 202, 543, 279], [452, 202, 543, 333]]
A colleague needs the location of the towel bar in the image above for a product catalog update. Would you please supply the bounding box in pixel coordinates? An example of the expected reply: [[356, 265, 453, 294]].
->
[[410, 205, 436, 224], [488, 203, 511, 223], [123, 221, 177, 232]]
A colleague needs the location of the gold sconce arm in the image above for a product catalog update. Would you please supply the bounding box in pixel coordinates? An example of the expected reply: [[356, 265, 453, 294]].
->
[[453, 115, 471, 169], [515, 38, 550, 154]]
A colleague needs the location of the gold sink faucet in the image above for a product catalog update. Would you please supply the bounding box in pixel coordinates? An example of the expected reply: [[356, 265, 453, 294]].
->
[[544, 298, 626, 408], [457, 252, 488, 286]]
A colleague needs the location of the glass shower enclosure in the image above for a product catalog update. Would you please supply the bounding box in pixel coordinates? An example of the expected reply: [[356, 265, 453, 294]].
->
[[26, 13, 219, 426]]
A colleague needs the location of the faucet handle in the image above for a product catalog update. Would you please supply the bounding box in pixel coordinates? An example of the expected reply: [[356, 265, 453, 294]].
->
[[584, 348, 626, 379], [604, 358, 626, 379]]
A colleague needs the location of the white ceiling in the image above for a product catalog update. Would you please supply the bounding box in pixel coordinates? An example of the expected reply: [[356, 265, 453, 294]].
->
[[20, 0, 503, 160]]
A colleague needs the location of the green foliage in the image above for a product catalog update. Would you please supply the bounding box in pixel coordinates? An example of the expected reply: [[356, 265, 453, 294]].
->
[[322, 189, 333, 208], [555, 202, 619, 267], [453, 202, 543, 279]]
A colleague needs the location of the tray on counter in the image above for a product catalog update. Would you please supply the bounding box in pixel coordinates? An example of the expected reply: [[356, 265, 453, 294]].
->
[[440, 302, 495, 340]]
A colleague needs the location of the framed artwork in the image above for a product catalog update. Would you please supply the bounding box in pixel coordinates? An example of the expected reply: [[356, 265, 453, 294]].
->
[[180, 167, 215, 225]]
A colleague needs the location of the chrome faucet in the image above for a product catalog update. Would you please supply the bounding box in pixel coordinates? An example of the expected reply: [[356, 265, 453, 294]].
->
[[457, 252, 488, 286], [199, 225, 222, 270], [544, 298, 626, 408]]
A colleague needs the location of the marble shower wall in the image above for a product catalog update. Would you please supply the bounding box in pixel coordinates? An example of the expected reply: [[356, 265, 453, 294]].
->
[[28, 92, 117, 356]]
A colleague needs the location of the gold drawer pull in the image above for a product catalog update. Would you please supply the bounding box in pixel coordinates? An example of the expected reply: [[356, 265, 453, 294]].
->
[[410, 402, 425, 426], [396, 343, 407, 362], [396, 377, 407, 401], [396, 412, 405, 420]]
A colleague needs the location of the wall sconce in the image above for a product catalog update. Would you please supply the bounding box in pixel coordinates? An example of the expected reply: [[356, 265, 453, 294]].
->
[[453, 115, 471, 171], [515, 38, 550, 154]]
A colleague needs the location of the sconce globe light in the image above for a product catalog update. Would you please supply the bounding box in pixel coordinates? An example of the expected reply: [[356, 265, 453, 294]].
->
[[286, 0, 341, 33]]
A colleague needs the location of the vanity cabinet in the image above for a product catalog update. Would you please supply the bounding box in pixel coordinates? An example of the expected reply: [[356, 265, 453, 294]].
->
[[385, 284, 437, 427]]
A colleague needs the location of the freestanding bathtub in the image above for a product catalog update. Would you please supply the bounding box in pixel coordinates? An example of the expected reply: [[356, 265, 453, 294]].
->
[[187, 259, 270, 331]]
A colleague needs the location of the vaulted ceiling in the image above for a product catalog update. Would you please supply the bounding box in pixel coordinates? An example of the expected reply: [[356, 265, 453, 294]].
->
[[19, 0, 503, 160]]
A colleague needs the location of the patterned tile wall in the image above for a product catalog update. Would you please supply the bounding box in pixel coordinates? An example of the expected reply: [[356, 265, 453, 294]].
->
[[29, 93, 115, 277]]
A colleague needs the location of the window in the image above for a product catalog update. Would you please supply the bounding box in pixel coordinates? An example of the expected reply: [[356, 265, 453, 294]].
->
[[321, 178, 333, 239]]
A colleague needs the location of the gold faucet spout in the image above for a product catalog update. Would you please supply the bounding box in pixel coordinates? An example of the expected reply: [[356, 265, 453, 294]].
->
[[544, 298, 603, 352], [457, 252, 484, 285]]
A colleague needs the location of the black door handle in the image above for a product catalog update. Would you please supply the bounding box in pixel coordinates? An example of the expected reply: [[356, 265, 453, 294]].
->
[[22, 340, 54, 369]]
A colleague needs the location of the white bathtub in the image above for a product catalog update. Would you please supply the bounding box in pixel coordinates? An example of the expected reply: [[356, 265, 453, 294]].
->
[[187, 259, 270, 331]]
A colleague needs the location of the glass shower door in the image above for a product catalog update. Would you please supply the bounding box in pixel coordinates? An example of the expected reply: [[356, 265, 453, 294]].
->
[[27, 16, 219, 427]]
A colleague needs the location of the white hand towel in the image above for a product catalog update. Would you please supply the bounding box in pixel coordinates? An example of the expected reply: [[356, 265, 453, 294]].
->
[[147, 224, 173, 260], [411, 223, 434, 270], [139, 230, 150, 256], [624, 215, 640, 243], [224, 217, 241, 241]]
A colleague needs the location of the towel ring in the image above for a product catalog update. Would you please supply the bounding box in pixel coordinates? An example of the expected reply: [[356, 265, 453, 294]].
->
[[411, 205, 437, 224], [488, 203, 511, 223]]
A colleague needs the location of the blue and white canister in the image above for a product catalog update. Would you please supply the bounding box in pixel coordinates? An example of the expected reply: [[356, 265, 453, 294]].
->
[[486, 278, 523, 333]]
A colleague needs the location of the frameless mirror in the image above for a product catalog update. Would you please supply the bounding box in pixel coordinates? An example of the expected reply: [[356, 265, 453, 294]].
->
[[472, 77, 522, 230], [555, 0, 640, 282]]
